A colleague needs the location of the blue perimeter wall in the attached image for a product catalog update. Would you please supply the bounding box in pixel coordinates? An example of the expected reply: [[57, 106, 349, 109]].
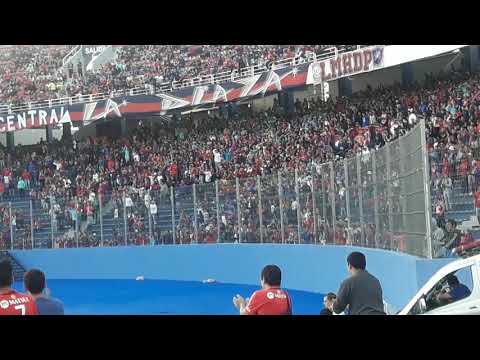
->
[[11, 244, 454, 310]]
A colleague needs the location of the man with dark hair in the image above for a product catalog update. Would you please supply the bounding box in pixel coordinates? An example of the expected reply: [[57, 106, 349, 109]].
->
[[24, 269, 64, 315], [320, 292, 336, 315], [0, 258, 38, 315], [436, 274, 471, 304], [332, 252, 385, 315], [435, 219, 462, 257], [233, 264, 292, 315]]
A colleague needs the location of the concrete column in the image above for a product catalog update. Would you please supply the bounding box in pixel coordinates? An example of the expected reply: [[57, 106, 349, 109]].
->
[[6, 132, 14, 152], [121, 117, 127, 136], [462, 46, 478, 73], [46, 126, 53, 143], [338, 78, 352, 98], [401, 63, 414, 89], [63, 123, 72, 140]]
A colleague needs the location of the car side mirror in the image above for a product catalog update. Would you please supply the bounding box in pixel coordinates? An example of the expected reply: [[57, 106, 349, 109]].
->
[[418, 297, 427, 314]]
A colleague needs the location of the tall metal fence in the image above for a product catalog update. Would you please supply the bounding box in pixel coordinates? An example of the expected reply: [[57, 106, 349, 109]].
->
[[0, 121, 432, 258]]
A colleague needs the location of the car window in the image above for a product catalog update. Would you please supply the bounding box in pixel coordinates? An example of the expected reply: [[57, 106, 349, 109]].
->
[[423, 265, 474, 313]]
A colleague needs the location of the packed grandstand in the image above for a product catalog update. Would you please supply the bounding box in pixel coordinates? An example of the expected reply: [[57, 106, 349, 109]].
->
[[0, 45, 343, 108], [0, 45, 479, 258]]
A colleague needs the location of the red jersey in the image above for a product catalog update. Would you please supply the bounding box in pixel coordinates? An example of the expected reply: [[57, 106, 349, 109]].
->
[[245, 287, 292, 315], [459, 160, 469, 177], [0, 290, 38, 315], [474, 192, 480, 209]]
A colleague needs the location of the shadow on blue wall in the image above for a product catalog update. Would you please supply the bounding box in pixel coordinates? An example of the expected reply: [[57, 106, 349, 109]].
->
[[12, 244, 454, 310]]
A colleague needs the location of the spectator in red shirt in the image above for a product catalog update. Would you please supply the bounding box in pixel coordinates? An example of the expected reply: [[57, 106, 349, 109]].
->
[[169, 163, 178, 179], [459, 158, 470, 193], [474, 188, 480, 224], [21, 170, 31, 190], [0, 258, 38, 315], [233, 265, 292, 315]]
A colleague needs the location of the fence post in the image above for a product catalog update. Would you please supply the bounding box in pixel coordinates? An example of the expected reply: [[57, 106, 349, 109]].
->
[[235, 177, 242, 243], [399, 145, 408, 234], [344, 161, 352, 245], [193, 183, 198, 244], [49, 195, 54, 249], [99, 193, 104, 247], [123, 191, 128, 246], [30, 198, 34, 249], [257, 175, 263, 243], [75, 197, 79, 248], [386, 144, 393, 241], [170, 186, 176, 245], [9, 202, 13, 251], [215, 180, 221, 243], [321, 167, 327, 239], [420, 119, 433, 258], [372, 152, 380, 249], [278, 172, 285, 244], [356, 155, 365, 245], [329, 162, 336, 244], [148, 200, 153, 246], [295, 168, 302, 244], [311, 168, 317, 244]]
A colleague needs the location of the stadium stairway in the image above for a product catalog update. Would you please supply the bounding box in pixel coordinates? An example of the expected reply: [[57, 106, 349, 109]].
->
[[431, 183, 480, 238], [4, 193, 78, 249], [0, 251, 26, 281]]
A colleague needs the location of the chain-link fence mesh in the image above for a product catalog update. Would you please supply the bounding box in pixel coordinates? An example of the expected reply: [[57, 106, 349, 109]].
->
[[0, 122, 432, 258]]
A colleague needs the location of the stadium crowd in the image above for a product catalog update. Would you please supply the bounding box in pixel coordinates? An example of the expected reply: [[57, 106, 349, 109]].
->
[[0, 45, 337, 108], [0, 46, 71, 106], [0, 65, 479, 254]]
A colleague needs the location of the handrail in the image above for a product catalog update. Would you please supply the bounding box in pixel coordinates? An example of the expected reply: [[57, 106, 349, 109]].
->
[[62, 45, 81, 67], [1, 45, 374, 115]]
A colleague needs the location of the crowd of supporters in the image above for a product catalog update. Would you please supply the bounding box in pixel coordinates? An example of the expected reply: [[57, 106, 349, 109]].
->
[[0, 45, 340, 108], [0, 45, 71, 106], [0, 65, 479, 254]]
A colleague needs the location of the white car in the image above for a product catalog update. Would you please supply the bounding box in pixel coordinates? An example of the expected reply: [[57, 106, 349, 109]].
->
[[399, 254, 480, 315]]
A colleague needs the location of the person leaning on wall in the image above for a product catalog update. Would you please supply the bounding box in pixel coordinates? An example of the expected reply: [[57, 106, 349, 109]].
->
[[332, 252, 386, 315]]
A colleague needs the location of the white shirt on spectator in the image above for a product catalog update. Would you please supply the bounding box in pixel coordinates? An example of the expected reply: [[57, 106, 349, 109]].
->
[[150, 203, 157, 215], [125, 196, 133, 207], [214, 151, 221, 164], [408, 112, 417, 126], [205, 171, 212, 183], [291, 200, 298, 211]]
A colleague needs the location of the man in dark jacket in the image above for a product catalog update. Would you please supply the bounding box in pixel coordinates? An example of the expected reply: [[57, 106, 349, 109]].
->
[[333, 252, 385, 315]]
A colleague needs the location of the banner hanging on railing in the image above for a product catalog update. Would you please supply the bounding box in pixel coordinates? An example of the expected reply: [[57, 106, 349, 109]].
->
[[0, 46, 385, 134], [307, 46, 384, 84]]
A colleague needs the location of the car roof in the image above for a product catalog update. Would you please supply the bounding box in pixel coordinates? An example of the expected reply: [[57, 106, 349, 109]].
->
[[434, 254, 480, 280]]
